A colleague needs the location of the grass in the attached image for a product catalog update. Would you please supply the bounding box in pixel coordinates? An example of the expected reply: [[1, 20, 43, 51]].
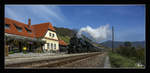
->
[[108, 52, 137, 68]]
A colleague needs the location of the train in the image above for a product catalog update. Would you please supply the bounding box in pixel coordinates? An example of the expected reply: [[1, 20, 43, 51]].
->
[[67, 34, 103, 54]]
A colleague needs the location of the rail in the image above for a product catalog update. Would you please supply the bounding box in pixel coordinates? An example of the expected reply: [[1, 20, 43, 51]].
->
[[5, 52, 102, 68]]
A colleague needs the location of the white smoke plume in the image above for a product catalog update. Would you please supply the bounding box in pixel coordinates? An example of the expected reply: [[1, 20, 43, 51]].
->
[[77, 24, 111, 42]]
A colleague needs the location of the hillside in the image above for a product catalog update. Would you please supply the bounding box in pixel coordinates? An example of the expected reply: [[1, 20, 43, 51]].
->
[[54, 27, 76, 44], [54, 27, 75, 37], [100, 40, 145, 48]]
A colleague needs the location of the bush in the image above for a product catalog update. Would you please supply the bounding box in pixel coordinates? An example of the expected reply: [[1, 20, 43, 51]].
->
[[23, 51, 27, 54], [9, 51, 14, 54], [136, 48, 145, 65], [116, 43, 145, 66], [109, 52, 136, 68]]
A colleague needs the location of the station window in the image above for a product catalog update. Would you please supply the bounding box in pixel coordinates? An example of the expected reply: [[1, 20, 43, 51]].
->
[[53, 34, 54, 37], [49, 33, 51, 36], [47, 43, 49, 49], [14, 24, 22, 32], [54, 44, 56, 49], [51, 43, 53, 49], [5, 24, 10, 29]]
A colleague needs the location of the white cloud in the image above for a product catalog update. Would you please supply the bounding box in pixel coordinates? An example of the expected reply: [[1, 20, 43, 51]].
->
[[77, 24, 112, 42]]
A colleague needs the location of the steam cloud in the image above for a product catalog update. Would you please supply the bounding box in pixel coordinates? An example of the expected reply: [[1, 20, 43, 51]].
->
[[77, 24, 111, 42]]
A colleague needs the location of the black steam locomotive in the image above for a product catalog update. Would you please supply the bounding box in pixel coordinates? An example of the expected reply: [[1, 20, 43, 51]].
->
[[67, 34, 101, 54]]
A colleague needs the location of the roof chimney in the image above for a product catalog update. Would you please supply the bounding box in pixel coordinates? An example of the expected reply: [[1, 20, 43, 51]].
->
[[28, 18, 31, 27]]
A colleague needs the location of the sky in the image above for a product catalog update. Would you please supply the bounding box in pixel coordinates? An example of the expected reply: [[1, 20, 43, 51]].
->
[[5, 4, 145, 42]]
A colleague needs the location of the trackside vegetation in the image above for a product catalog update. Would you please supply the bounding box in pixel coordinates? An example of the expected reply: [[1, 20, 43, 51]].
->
[[109, 52, 137, 68], [108, 41, 145, 68]]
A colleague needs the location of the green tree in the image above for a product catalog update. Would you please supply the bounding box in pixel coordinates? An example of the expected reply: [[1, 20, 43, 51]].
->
[[124, 41, 132, 47]]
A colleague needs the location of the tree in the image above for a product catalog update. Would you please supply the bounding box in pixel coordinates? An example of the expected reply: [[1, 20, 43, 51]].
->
[[118, 43, 136, 58], [116, 45, 123, 54], [124, 41, 132, 47]]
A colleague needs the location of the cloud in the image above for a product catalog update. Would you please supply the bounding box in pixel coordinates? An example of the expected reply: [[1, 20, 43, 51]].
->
[[5, 5, 68, 24], [77, 24, 111, 42]]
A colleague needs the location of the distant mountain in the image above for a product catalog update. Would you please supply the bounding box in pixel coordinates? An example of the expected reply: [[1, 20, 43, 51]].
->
[[100, 40, 145, 48]]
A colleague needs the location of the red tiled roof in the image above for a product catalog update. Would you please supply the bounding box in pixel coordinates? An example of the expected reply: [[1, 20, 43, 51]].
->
[[5, 18, 34, 38], [59, 40, 67, 46], [31, 22, 56, 38], [48, 23, 56, 31], [5, 18, 56, 38]]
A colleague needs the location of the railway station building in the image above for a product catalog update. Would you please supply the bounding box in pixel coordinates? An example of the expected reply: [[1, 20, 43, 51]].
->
[[5, 18, 67, 56]]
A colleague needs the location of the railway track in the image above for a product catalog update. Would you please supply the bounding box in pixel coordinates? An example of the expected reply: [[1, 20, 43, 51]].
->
[[5, 52, 102, 68]]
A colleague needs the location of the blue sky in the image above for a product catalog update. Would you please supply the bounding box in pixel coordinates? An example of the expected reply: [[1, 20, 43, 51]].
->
[[5, 5, 145, 42]]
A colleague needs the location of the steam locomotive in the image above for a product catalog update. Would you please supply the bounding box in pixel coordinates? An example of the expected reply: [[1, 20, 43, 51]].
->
[[67, 34, 102, 54]]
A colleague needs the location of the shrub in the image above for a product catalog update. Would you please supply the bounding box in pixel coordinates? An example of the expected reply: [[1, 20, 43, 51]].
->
[[109, 52, 136, 68], [116, 43, 145, 66], [23, 51, 27, 54], [8, 51, 14, 54]]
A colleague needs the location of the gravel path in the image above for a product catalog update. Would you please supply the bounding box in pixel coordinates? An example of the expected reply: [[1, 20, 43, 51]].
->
[[104, 56, 111, 68]]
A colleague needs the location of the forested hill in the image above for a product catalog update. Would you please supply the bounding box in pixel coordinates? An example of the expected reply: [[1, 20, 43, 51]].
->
[[54, 27, 76, 37], [100, 40, 145, 48], [54, 27, 76, 44]]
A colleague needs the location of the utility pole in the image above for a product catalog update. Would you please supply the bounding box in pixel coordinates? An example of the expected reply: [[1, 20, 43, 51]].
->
[[112, 26, 114, 52]]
